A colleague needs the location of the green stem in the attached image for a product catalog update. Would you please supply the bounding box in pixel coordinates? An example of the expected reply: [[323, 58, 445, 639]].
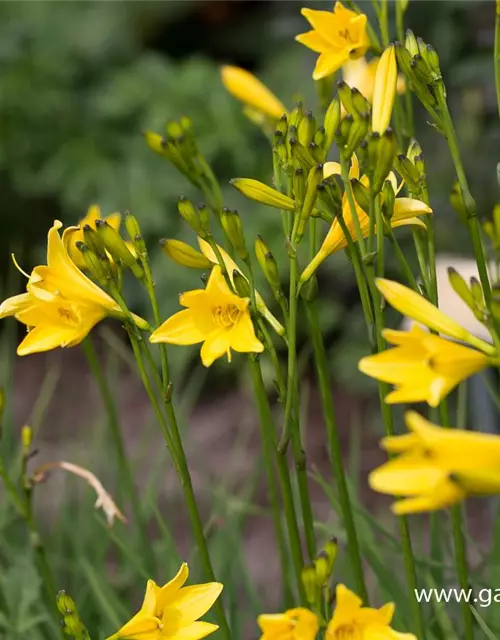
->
[[135, 267, 230, 638], [305, 301, 368, 603], [379, 0, 389, 47], [249, 357, 306, 603], [279, 255, 298, 452], [340, 155, 367, 257], [0, 460, 62, 634], [385, 226, 420, 291], [440, 399, 473, 640], [395, 0, 414, 137], [81, 338, 155, 572], [436, 87, 491, 306], [495, 1, 500, 120]]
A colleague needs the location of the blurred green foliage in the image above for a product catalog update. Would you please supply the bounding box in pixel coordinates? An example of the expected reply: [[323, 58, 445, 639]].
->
[[1, 0, 499, 386]]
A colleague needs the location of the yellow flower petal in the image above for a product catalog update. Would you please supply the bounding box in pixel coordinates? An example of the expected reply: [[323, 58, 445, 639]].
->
[[369, 456, 448, 497], [392, 197, 432, 220], [17, 325, 80, 356], [168, 621, 219, 640], [221, 66, 286, 119], [200, 329, 231, 367], [230, 313, 265, 355], [313, 50, 350, 81], [165, 583, 223, 628], [295, 29, 331, 53], [150, 309, 207, 346], [299, 8, 347, 47], [0, 292, 33, 319], [391, 479, 465, 514]]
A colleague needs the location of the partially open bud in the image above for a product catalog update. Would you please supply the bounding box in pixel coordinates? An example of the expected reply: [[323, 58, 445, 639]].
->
[[221, 208, 248, 260], [160, 239, 212, 269], [230, 178, 295, 212], [95, 220, 144, 279], [372, 44, 397, 135]]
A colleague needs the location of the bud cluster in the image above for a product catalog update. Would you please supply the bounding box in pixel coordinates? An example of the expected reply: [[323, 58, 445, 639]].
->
[[301, 537, 339, 610]]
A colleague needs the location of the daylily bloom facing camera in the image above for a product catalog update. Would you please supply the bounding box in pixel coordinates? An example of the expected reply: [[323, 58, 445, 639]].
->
[[370, 411, 500, 514], [150, 266, 264, 367], [296, 2, 370, 80], [106, 563, 222, 640]]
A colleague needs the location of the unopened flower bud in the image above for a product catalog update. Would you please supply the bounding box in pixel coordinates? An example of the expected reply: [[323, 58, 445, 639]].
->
[[77, 243, 112, 288], [289, 138, 315, 172], [407, 138, 423, 164], [294, 164, 324, 242], [255, 235, 282, 295], [405, 29, 420, 57], [425, 45, 441, 79], [95, 219, 143, 279], [335, 113, 354, 147], [293, 167, 306, 207], [447, 267, 476, 312], [371, 129, 397, 195], [57, 591, 76, 616], [288, 101, 304, 129], [274, 137, 288, 166], [315, 551, 332, 586], [178, 196, 204, 234], [301, 564, 319, 606], [350, 87, 370, 117], [337, 80, 355, 115], [324, 97, 341, 152], [372, 44, 397, 135], [160, 239, 212, 269], [230, 178, 295, 211], [395, 154, 420, 193], [345, 112, 369, 158], [233, 270, 251, 298], [350, 178, 370, 213], [21, 425, 32, 452], [381, 179, 396, 220], [221, 208, 248, 260], [125, 214, 147, 256], [323, 536, 339, 571], [276, 114, 288, 137], [314, 125, 326, 151], [298, 111, 316, 147]]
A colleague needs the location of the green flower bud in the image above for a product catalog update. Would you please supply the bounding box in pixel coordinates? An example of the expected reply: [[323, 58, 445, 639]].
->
[[288, 101, 304, 129], [294, 164, 324, 242], [95, 220, 144, 279], [77, 242, 113, 288], [394, 154, 420, 194], [308, 141, 322, 163], [233, 270, 251, 298], [447, 267, 476, 312], [407, 139, 423, 164], [289, 137, 316, 172], [350, 178, 371, 213], [314, 125, 326, 151], [425, 44, 441, 79], [371, 129, 397, 195], [57, 591, 76, 616], [276, 114, 288, 137], [470, 277, 486, 309], [274, 137, 289, 167], [178, 196, 204, 234], [255, 235, 282, 294], [301, 564, 319, 606], [323, 536, 339, 571], [345, 112, 369, 158], [82, 225, 107, 260], [293, 167, 306, 207], [405, 29, 420, 57], [337, 80, 356, 116], [394, 41, 413, 79], [221, 208, 248, 260], [125, 213, 147, 256], [323, 97, 341, 153], [381, 179, 396, 220], [298, 110, 316, 147], [351, 87, 371, 117], [335, 113, 354, 148], [315, 551, 332, 586]]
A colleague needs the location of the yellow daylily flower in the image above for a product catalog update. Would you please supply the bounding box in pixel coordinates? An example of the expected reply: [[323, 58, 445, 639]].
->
[[325, 584, 416, 639], [370, 411, 500, 514], [258, 607, 319, 640], [376, 278, 496, 354], [0, 221, 147, 355], [65, 205, 121, 269], [300, 157, 432, 283], [106, 563, 223, 640], [150, 265, 264, 367], [296, 2, 370, 81], [221, 66, 287, 120], [371, 44, 397, 134], [358, 324, 491, 407], [342, 56, 405, 104], [198, 238, 285, 337]]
